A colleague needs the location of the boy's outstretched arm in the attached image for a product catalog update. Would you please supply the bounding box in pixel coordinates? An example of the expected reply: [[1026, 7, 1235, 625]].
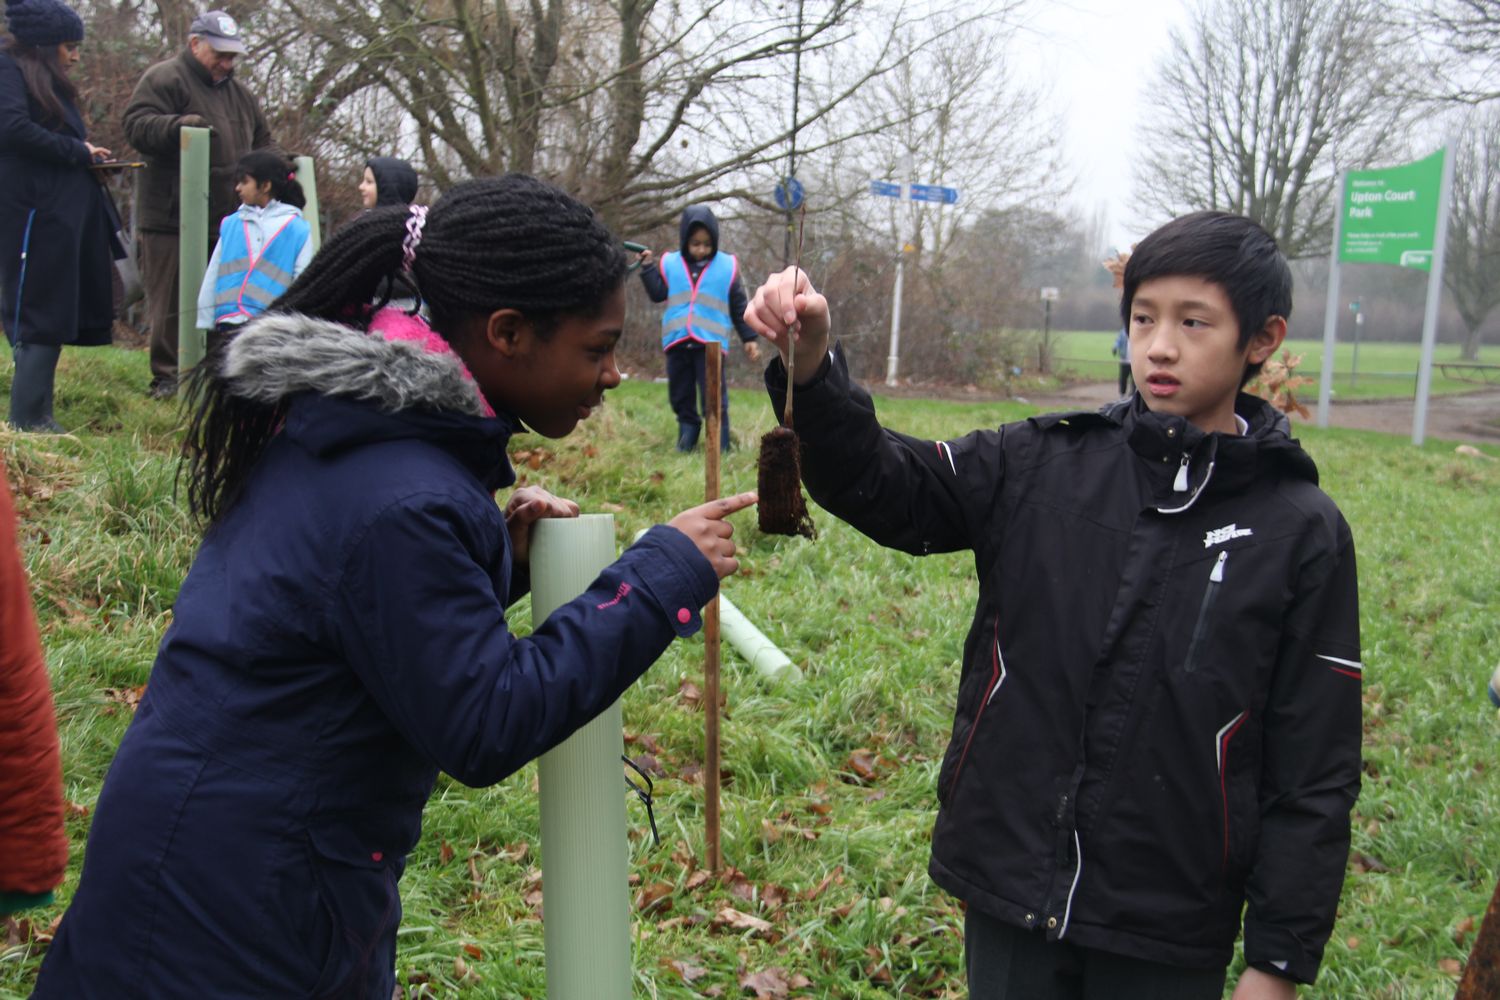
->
[[1239, 518, 1362, 989], [746, 267, 1001, 556], [637, 251, 668, 303]]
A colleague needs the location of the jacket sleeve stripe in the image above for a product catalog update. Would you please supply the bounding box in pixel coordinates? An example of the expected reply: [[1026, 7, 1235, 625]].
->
[[1315, 653, 1362, 675], [936, 440, 957, 476]]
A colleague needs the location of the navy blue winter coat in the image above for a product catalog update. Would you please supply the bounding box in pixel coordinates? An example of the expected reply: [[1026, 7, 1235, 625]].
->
[[34, 313, 720, 999], [0, 51, 116, 347]]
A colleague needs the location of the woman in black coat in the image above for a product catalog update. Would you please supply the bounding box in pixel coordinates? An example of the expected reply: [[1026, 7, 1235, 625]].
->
[[0, 0, 115, 432]]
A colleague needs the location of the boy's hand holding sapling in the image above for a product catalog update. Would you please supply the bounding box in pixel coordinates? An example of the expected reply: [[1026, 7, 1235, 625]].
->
[[746, 263, 823, 539]]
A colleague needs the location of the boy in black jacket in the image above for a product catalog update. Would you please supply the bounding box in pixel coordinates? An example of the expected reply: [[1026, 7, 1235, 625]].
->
[[746, 212, 1360, 999]]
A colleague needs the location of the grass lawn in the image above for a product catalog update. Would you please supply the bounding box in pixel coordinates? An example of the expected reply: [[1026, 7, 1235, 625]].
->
[[3, 346, 1498, 999], [1053, 330, 1496, 402]]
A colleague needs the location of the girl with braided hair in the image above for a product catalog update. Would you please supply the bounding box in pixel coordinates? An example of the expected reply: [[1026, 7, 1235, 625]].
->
[[34, 174, 757, 999]]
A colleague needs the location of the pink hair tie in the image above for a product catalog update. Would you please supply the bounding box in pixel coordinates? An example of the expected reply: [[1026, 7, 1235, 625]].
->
[[402, 205, 429, 273]]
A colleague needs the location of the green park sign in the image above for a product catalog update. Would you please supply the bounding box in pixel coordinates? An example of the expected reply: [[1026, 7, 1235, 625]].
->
[[1338, 149, 1445, 270]]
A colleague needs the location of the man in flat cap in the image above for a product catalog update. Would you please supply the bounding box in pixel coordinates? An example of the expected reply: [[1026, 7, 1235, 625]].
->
[[123, 9, 275, 397]]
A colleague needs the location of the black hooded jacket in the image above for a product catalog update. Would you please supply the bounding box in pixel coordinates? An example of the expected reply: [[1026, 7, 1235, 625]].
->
[[365, 157, 418, 207], [639, 204, 756, 344], [767, 345, 1362, 985]]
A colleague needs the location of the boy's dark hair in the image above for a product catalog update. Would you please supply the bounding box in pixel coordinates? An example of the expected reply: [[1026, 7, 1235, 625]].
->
[[236, 151, 307, 210], [182, 174, 627, 524], [1120, 211, 1292, 385]]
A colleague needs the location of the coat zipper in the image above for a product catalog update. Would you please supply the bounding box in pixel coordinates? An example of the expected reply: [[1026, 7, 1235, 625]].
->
[[1172, 453, 1190, 492], [1183, 551, 1227, 673]]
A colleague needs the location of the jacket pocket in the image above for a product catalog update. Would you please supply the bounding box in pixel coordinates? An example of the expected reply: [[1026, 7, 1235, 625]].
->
[[304, 825, 402, 999], [1183, 551, 1227, 674], [1213, 708, 1253, 875], [938, 618, 1007, 806]]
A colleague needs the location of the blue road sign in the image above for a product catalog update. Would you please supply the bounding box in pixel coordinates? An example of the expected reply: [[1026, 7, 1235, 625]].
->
[[775, 177, 805, 211], [909, 183, 959, 204], [870, 180, 902, 198]]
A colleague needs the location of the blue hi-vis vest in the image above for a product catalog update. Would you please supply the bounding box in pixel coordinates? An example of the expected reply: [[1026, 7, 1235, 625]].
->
[[660, 250, 738, 352], [212, 213, 310, 324]]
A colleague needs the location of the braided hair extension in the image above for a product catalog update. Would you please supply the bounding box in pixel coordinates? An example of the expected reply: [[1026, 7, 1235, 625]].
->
[[180, 174, 627, 525]]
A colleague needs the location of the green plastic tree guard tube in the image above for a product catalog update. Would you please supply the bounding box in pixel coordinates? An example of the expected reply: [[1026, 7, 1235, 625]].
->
[[176, 126, 211, 372], [532, 514, 631, 1000], [293, 155, 321, 252], [629, 528, 798, 684], [719, 596, 801, 683]]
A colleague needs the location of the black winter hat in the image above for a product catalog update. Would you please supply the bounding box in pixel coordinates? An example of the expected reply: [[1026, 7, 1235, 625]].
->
[[5, 0, 84, 47]]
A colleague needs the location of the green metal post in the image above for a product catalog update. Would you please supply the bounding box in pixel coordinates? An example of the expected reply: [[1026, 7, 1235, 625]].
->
[[293, 155, 321, 252], [533, 515, 631, 1000], [176, 126, 211, 373]]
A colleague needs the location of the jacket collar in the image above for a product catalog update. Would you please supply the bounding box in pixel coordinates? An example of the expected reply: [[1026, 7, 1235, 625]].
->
[[179, 47, 230, 88], [1031, 392, 1319, 499]]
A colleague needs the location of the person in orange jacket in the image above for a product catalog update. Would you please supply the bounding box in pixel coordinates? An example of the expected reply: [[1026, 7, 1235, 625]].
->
[[0, 455, 68, 916]]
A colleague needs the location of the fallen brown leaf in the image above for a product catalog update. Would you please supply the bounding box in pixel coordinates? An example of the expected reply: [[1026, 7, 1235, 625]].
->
[[662, 956, 709, 983], [739, 967, 791, 998], [102, 684, 146, 712], [630, 753, 666, 778], [845, 749, 882, 783], [453, 954, 481, 984], [635, 880, 674, 916], [712, 906, 774, 937], [802, 866, 843, 902]]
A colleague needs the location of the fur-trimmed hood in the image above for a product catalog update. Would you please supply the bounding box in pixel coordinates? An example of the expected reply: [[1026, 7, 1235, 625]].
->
[[221, 311, 517, 490], [222, 311, 492, 416]]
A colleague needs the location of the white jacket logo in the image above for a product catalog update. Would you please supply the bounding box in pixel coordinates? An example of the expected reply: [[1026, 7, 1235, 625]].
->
[[1204, 524, 1253, 548]]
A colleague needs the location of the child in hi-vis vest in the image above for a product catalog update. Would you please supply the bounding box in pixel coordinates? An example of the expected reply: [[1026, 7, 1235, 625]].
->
[[197, 150, 313, 358], [637, 205, 760, 452]]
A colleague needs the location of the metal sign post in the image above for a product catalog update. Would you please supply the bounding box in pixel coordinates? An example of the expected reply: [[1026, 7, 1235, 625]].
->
[[1412, 145, 1455, 446], [886, 236, 906, 387], [1350, 301, 1363, 390], [869, 176, 959, 386], [1320, 148, 1448, 434], [1316, 174, 1346, 429]]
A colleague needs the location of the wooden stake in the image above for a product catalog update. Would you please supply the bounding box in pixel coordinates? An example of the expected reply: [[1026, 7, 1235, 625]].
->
[[703, 345, 723, 872], [1458, 874, 1500, 998]]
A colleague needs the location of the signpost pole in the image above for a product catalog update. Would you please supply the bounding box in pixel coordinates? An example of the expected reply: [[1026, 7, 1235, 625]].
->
[[885, 239, 905, 387], [1412, 145, 1455, 446], [1351, 307, 1363, 390], [868, 172, 956, 388], [1316, 172, 1346, 429]]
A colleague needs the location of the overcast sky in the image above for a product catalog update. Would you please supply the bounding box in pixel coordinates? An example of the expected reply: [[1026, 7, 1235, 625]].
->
[[1010, 0, 1193, 250]]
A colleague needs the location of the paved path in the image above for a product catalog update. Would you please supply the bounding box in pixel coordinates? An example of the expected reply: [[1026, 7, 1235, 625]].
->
[[1016, 382, 1500, 447]]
